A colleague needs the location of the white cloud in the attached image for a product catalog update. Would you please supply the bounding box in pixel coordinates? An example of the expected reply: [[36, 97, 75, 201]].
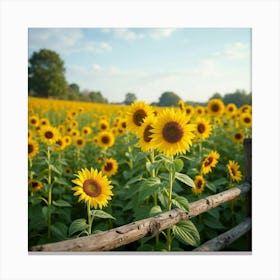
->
[[29, 28, 112, 54], [146, 28, 177, 39], [101, 28, 144, 40], [213, 42, 250, 59]]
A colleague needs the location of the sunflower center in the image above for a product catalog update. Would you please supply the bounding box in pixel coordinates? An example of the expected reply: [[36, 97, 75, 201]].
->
[[56, 139, 63, 146], [231, 167, 236, 176], [211, 103, 220, 112], [101, 136, 110, 144], [204, 156, 213, 167], [121, 122, 126, 129], [244, 117, 251, 123], [197, 123, 206, 133], [77, 139, 83, 145], [83, 179, 102, 197], [162, 121, 183, 143], [133, 109, 147, 126], [196, 180, 203, 189], [235, 133, 242, 140], [31, 119, 36, 124], [143, 124, 153, 143], [45, 131, 54, 139], [31, 181, 39, 188], [101, 124, 107, 130], [104, 162, 113, 171], [28, 144, 34, 154], [186, 109, 191, 114]]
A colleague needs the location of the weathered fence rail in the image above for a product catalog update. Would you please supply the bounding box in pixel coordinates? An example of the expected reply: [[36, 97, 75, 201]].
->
[[31, 183, 251, 252]]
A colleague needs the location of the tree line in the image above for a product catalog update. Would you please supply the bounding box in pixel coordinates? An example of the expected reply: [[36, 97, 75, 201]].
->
[[28, 49, 251, 107]]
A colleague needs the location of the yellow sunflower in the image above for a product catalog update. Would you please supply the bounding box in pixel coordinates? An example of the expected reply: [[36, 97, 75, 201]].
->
[[40, 125, 60, 145], [40, 118, 50, 127], [29, 115, 39, 127], [53, 137, 67, 151], [178, 99, 185, 111], [82, 126, 92, 136], [227, 160, 242, 182], [98, 119, 110, 131], [232, 131, 244, 143], [240, 113, 252, 128], [185, 105, 194, 117], [151, 108, 195, 156], [72, 168, 113, 209], [101, 158, 119, 177], [194, 106, 205, 116], [207, 98, 225, 117], [201, 151, 220, 174], [28, 138, 39, 158], [225, 103, 237, 116], [138, 115, 155, 152], [97, 131, 115, 149], [126, 101, 153, 134], [194, 117, 212, 140], [63, 135, 72, 146], [192, 175, 205, 195], [29, 179, 43, 192], [74, 136, 86, 148]]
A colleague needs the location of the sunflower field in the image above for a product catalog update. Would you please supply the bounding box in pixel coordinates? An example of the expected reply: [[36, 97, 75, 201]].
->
[[28, 97, 252, 251]]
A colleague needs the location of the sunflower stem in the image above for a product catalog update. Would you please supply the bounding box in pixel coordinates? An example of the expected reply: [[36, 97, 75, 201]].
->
[[87, 203, 94, 235], [166, 156, 174, 251], [47, 145, 53, 239]]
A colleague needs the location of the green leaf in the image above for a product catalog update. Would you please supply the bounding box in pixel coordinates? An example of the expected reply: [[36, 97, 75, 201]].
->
[[173, 220, 200, 247], [90, 210, 116, 220], [204, 215, 225, 229], [149, 205, 162, 217], [172, 196, 190, 212], [53, 199, 72, 207], [69, 219, 88, 236], [54, 177, 69, 186], [174, 159, 184, 173], [205, 181, 216, 192], [212, 177, 228, 187], [41, 205, 55, 222], [175, 172, 195, 188], [138, 177, 163, 202], [51, 222, 68, 240], [50, 164, 62, 175]]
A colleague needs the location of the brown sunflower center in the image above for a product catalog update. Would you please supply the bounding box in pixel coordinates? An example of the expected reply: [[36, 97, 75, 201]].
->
[[204, 156, 213, 167], [104, 162, 113, 171], [56, 139, 63, 146], [133, 109, 147, 126], [162, 121, 183, 143], [101, 124, 107, 130], [196, 180, 203, 189], [28, 144, 34, 154], [77, 139, 83, 145], [244, 117, 251, 123], [211, 103, 220, 112], [45, 131, 54, 139], [235, 133, 242, 140], [31, 181, 39, 188], [143, 124, 153, 143], [186, 109, 191, 114], [83, 179, 102, 197], [197, 123, 206, 134], [231, 167, 236, 176], [121, 122, 127, 129], [101, 136, 110, 144], [31, 119, 37, 124], [229, 107, 234, 112]]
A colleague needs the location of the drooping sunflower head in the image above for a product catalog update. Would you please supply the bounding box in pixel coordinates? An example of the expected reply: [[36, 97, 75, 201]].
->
[[227, 160, 242, 182], [192, 175, 205, 195], [138, 115, 155, 152], [29, 179, 43, 192], [194, 117, 212, 140], [151, 108, 195, 156], [101, 158, 119, 177], [207, 98, 225, 117], [126, 101, 153, 134], [40, 125, 61, 145], [72, 168, 113, 209], [28, 138, 39, 158], [201, 151, 220, 174], [97, 131, 115, 149]]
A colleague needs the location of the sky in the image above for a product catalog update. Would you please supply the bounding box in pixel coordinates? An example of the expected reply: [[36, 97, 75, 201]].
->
[[28, 28, 251, 103]]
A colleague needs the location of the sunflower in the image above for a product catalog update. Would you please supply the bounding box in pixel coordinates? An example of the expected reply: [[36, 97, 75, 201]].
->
[[29, 115, 39, 127], [63, 135, 72, 146], [201, 151, 220, 174], [232, 131, 244, 143], [194, 106, 205, 116], [40, 125, 60, 145], [101, 158, 119, 177], [194, 117, 212, 140], [28, 138, 39, 158], [151, 108, 195, 156], [53, 137, 67, 151], [40, 118, 50, 127], [98, 119, 110, 131], [28, 129, 33, 139], [227, 160, 242, 182], [82, 126, 92, 136], [240, 113, 252, 128], [97, 131, 115, 149], [71, 129, 80, 137], [74, 136, 86, 148], [126, 101, 153, 134], [225, 103, 237, 116], [178, 99, 185, 111], [29, 179, 43, 192], [207, 98, 225, 117], [185, 105, 194, 117], [192, 175, 205, 195], [138, 115, 155, 152], [72, 168, 113, 209]]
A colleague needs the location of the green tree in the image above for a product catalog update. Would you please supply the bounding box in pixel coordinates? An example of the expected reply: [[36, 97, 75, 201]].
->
[[28, 49, 68, 98], [67, 83, 80, 100], [157, 91, 181, 107], [88, 91, 108, 103], [124, 92, 137, 105]]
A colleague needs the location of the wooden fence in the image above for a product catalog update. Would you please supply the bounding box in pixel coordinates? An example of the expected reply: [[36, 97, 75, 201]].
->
[[31, 138, 252, 252]]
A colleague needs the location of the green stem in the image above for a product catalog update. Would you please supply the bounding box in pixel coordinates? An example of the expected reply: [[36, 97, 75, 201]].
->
[[87, 203, 94, 235], [47, 145, 52, 239]]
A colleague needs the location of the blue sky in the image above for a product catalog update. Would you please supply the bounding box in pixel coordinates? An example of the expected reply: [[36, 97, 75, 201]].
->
[[28, 28, 251, 103]]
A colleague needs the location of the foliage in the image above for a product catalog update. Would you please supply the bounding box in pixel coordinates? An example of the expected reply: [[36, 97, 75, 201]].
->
[[124, 93, 137, 105], [156, 91, 181, 107]]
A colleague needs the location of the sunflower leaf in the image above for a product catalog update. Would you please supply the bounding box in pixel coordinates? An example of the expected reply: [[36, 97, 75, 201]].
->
[[53, 200, 72, 207], [175, 172, 195, 188], [172, 220, 200, 247], [69, 219, 88, 236], [91, 210, 116, 220], [171, 196, 190, 212], [174, 159, 184, 173]]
